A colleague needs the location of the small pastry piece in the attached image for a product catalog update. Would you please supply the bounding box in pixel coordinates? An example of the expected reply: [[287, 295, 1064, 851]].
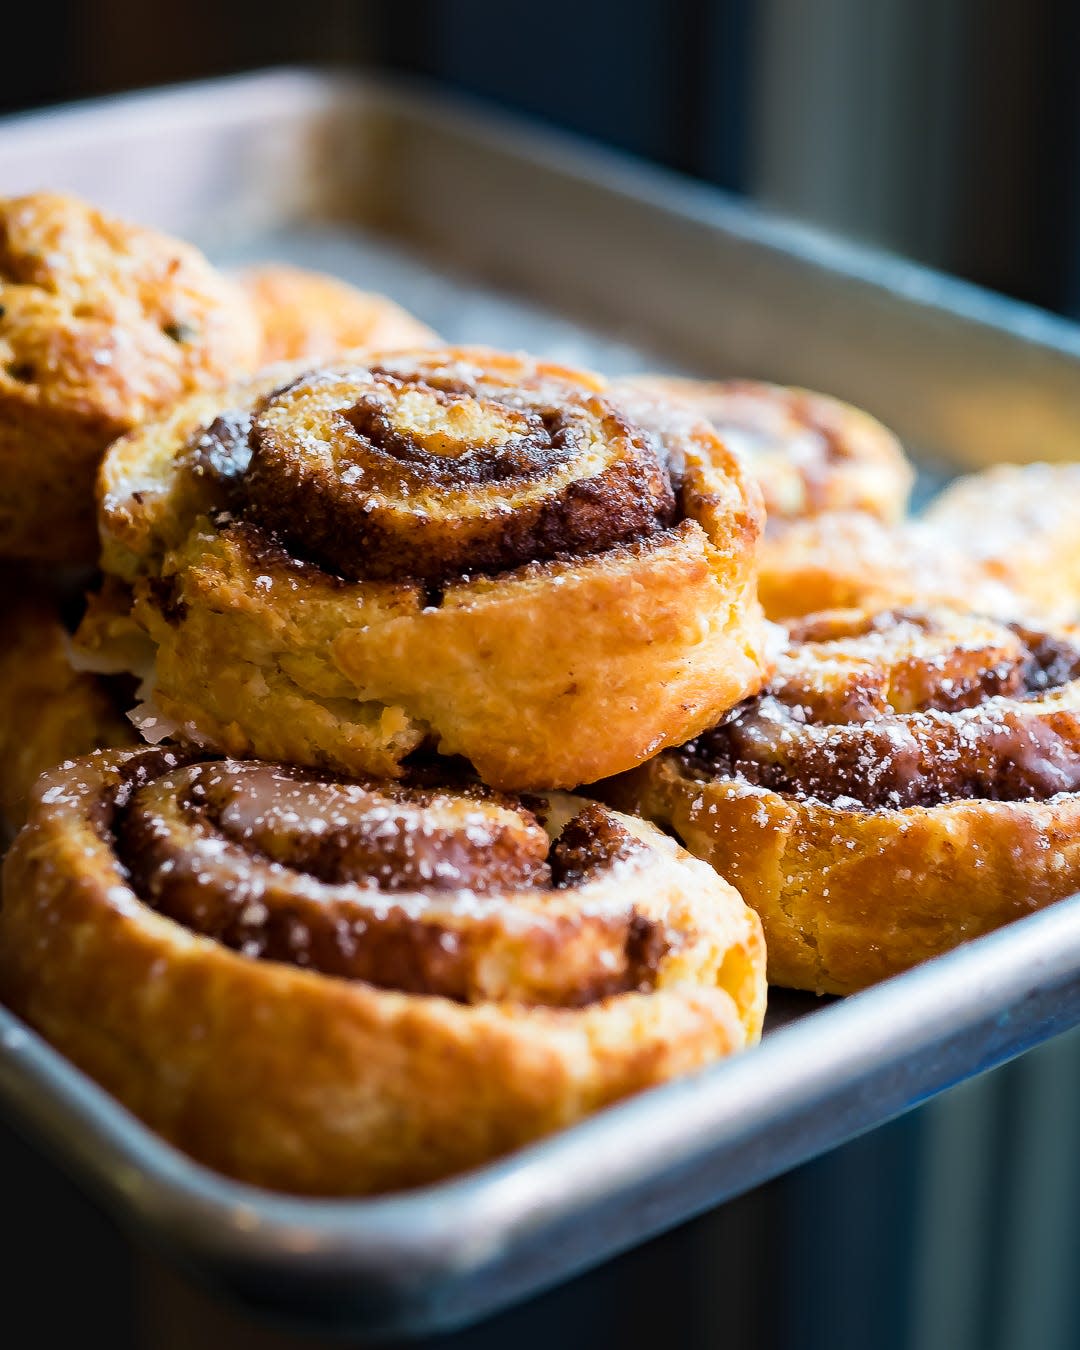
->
[[0, 583, 135, 832], [88, 347, 771, 790], [239, 264, 439, 364], [0, 748, 766, 1195], [757, 511, 1024, 621], [0, 192, 260, 563], [603, 607, 1080, 995], [761, 462, 1080, 624], [923, 463, 1080, 621], [621, 377, 913, 525]]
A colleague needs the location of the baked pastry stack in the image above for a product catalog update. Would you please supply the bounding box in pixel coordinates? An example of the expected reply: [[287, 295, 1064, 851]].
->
[[3, 187, 1080, 1197], [0, 206, 774, 1196]]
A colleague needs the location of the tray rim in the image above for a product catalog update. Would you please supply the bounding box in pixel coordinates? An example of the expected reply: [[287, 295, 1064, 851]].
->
[[5, 63, 1080, 365], [2, 890, 1079, 1324]]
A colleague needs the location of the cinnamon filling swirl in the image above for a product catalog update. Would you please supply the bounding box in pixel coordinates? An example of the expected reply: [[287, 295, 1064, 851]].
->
[[112, 760, 671, 1006], [681, 610, 1080, 809], [233, 365, 678, 583], [618, 375, 913, 526], [188, 407, 258, 487]]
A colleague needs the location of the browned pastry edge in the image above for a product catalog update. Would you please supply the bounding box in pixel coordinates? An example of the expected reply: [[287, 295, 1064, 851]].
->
[[600, 607, 1080, 994], [0, 579, 135, 832], [0, 191, 260, 562], [238, 264, 439, 364], [90, 347, 771, 790], [0, 747, 766, 1194]]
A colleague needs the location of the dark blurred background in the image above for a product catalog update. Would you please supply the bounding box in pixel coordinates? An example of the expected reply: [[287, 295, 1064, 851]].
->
[[4, 3, 1080, 1348], [5, 0, 1080, 315]]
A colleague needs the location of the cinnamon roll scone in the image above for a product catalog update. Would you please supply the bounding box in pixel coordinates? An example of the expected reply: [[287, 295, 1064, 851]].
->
[[0, 748, 766, 1195], [602, 607, 1080, 995], [923, 463, 1080, 622], [760, 462, 1080, 623], [239, 264, 439, 364], [757, 511, 1024, 621], [0, 584, 136, 832], [0, 193, 260, 562], [621, 377, 913, 525], [88, 347, 770, 790]]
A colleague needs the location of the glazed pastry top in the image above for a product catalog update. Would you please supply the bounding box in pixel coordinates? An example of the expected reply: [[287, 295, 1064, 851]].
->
[[681, 609, 1080, 808]]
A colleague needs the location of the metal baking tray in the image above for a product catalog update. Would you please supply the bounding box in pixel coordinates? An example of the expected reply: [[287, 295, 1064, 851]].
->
[[3, 68, 1080, 1341]]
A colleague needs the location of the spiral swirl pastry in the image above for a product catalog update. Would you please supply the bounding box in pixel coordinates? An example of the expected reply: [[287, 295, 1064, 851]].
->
[[603, 607, 1080, 994], [0, 748, 766, 1195], [619, 377, 913, 526], [89, 347, 769, 790]]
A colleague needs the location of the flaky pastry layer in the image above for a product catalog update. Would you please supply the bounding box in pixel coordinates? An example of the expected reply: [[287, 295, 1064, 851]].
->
[[0, 581, 134, 831], [761, 462, 1080, 624], [89, 347, 771, 789], [0, 748, 765, 1194], [602, 607, 1080, 994], [923, 462, 1080, 622], [758, 511, 1024, 620]]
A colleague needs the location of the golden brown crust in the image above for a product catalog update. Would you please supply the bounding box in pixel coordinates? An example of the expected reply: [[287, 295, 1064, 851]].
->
[[0, 193, 260, 563], [0, 748, 766, 1195], [621, 377, 913, 525], [758, 511, 1025, 620], [239, 264, 438, 364], [761, 463, 1080, 623], [89, 347, 771, 790], [601, 607, 1080, 994], [0, 581, 135, 831], [96, 362, 305, 581], [923, 463, 1080, 621]]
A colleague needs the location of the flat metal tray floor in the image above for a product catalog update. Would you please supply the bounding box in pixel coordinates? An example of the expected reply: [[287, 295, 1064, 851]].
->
[[2, 69, 1080, 1341]]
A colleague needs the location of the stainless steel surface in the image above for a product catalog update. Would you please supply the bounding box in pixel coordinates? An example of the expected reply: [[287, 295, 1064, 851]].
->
[[2, 67, 1080, 1340]]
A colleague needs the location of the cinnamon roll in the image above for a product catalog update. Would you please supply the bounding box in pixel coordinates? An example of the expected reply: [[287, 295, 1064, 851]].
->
[[0, 748, 766, 1195], [0, 582, 136, 832], [602, 607, 1080, 994], [88, 347, 770, 790], [238, 264, 439, 364], [757, 511, 1025, 621], [761, 462, 1080, 624], [923, 463, 1080, 622], [621, 377, 913, 525], [0, 193, 260, 563]]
